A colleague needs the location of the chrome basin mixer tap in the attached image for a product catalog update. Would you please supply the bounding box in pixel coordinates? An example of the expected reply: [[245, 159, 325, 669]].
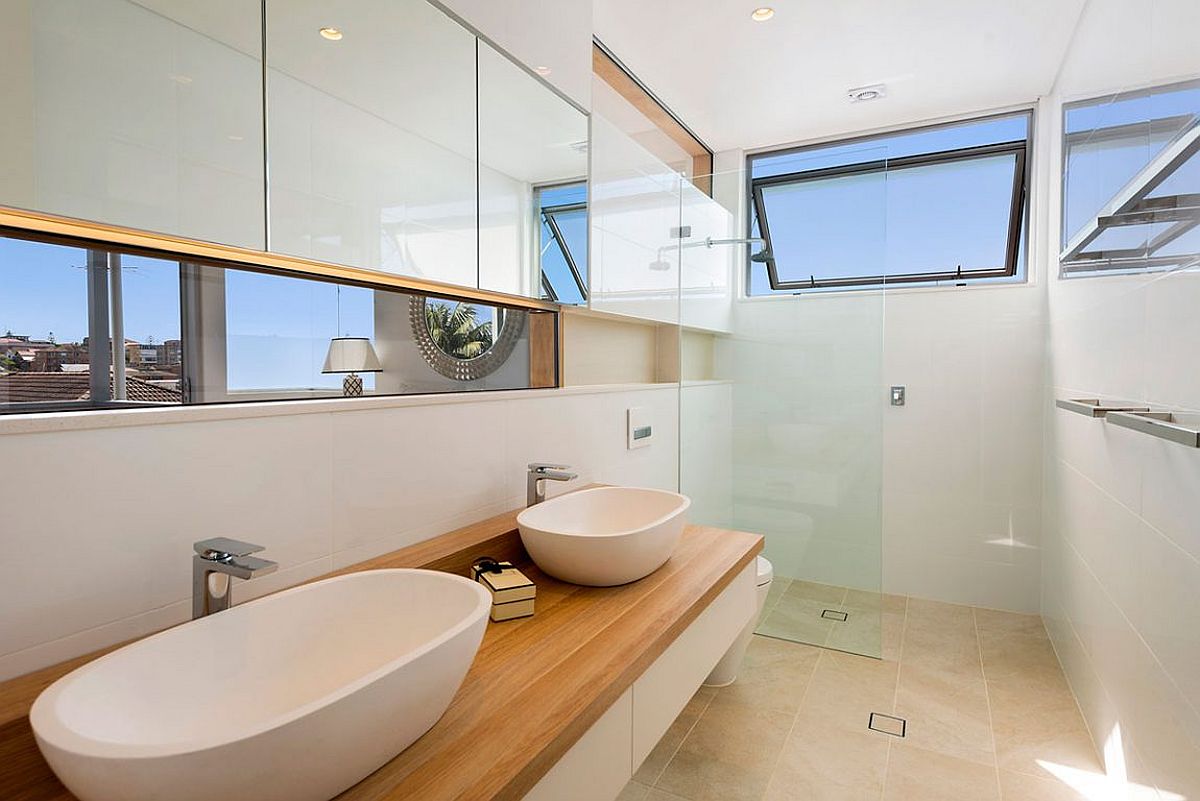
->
[[192, 537, 278, 619], [527, 462, 578, 506]]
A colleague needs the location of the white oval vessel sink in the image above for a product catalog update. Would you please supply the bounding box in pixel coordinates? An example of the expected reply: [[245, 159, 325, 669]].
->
[[31, 569, 491, 801], [518, 486, 691, 586]]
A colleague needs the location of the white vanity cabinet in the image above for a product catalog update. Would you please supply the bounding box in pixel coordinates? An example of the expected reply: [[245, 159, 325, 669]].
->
[[521, 561, 757, 801]]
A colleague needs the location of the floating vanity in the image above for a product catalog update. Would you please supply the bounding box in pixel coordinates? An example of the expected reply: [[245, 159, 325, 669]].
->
[[0, 500, 762, 801]]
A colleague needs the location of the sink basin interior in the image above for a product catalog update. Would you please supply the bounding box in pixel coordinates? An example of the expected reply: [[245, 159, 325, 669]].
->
[[518, 486, 689, 537], [38, 569, 488, 753]]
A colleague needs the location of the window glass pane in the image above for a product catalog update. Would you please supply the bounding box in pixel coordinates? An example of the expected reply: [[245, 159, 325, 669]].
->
[[1061, 79, 1200, 275], [1063, 128, 1177, 241], [0, 237, 95, 406], [886, 153, 1018, 275], [112, 254, 182, 403], [225, 271, 374, 394], [537, 182, 588, 305], [758, 170, 886, 284]]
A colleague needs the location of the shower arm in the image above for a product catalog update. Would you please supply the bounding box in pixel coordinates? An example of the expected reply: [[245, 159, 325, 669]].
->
[[651, 236, 767, 262]]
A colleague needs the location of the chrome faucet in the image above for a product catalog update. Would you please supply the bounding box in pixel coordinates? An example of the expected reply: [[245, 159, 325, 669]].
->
[[192, 538, 278, 619], [527, 462, 578, 506]]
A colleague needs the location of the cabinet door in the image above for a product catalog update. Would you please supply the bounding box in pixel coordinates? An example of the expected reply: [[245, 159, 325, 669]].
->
[[477, 41, 588, 298], [266, 0, 477, 288], [0, 0, 265, 249], [521, 688, 633, 801]]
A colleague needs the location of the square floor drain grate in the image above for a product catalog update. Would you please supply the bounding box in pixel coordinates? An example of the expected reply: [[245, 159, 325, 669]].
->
[[821, 609, 849, 622], [868, 712, 906, 737]]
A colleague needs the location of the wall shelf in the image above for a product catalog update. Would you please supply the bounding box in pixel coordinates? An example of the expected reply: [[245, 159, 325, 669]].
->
[[1106, 411, 1200, 448], [1055, 398, 1150, 418]]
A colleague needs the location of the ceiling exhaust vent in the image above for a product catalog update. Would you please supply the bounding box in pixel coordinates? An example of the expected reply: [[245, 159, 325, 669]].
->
[[848, 83, 887, 103]]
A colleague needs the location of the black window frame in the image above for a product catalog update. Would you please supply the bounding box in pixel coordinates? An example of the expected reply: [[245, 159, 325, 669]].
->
[[747, 112, 1032, 292]]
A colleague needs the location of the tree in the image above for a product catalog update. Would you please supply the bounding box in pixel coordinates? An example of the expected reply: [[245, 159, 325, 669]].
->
[[423, 301, 494, 359]]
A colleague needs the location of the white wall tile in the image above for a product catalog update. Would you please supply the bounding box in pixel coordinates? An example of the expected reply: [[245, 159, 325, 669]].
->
[[0, 385, 678, 681]]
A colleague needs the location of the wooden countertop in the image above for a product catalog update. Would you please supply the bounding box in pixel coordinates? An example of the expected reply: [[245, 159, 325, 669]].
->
[[0, 504, 762, 801]]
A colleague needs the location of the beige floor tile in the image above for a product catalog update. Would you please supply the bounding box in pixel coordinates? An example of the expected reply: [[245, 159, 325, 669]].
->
[[795, 649, 900, 734], [840, 591, 907, 615], [906, 597, 976, 631], [618, 780, 651, 801], [759, 578, 790, 625], [826, 607, 885, 659], [998, 769, 1091, 800], [654, 696, 794, 801], [785, 579, 847, 604], [645, 790, 693, 801], [716, 635, 820, 714], [987, 681, 1101, 780], [757, 594, 836, 645], [894, 662, 995, 765], [901, 616, 983, 677], [764, 718, 889, 801], [974, 608, 1048, 639], [634, 686, 717, 784], [883, 743, 1001, 801], [979, 628, 1072, 692]]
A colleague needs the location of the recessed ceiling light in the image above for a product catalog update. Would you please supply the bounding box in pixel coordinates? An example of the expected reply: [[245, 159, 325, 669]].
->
[[534, 66, 552, 76], [319, 27, 343, 41], [751, 7, 775, 21], [848, 83, 887, 103]]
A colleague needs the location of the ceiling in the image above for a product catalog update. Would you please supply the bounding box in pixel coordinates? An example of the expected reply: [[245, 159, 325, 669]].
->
[[593, 0, 1089, 153]]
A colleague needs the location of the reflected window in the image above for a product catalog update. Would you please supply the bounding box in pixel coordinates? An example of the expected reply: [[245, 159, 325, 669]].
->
[[747, 112, 1031, 294], [536, 182, 588, 304], [1061, 79, 1200, 276]]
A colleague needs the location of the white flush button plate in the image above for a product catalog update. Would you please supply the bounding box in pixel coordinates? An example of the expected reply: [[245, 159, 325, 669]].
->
[[627, 407, 652, 450]]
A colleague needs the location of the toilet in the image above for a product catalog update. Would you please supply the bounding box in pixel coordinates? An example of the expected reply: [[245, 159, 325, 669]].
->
[[704, 555, 774, 687]]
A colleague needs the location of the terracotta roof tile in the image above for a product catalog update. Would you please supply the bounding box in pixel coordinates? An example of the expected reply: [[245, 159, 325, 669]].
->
[[0, 372, 182, 404]]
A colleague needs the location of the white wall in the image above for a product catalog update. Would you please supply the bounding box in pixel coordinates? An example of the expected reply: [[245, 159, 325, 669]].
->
[[1040, 1, 1200, 796], [0, 384, 679, 681]]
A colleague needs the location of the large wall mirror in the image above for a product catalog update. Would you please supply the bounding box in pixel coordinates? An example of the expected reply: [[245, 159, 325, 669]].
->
[[0, 0, 588, 304], [0, 229, 558, 415]]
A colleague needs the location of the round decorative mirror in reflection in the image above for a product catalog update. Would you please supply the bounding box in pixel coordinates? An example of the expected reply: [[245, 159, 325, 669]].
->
[[409, 297, 526, 381]]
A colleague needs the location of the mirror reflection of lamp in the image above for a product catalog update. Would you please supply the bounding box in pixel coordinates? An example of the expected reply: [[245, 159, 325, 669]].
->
[[322, 337, 381, 397]]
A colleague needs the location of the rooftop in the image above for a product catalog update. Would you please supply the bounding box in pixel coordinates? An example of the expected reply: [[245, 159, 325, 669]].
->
[[0, 372, 182, 404]]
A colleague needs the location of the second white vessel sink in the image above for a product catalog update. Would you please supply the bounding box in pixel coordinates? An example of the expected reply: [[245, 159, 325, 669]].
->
[[517, 486, 690, 586], [31, 569, 491, 801]]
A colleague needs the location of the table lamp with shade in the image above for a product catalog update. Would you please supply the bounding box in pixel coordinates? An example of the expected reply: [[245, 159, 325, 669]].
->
[[322, 337, 382, 396]]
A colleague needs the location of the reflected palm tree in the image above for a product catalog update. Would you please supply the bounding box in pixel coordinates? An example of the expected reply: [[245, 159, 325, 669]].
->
[[423, 301, 494, 359]]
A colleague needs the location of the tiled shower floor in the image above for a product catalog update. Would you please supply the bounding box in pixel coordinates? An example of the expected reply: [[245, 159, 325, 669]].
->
[[619, 596, 1102, 801]]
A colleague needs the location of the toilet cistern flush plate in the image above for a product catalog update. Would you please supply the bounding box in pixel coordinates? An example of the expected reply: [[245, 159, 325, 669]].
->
[[627, 406, 653, 449]]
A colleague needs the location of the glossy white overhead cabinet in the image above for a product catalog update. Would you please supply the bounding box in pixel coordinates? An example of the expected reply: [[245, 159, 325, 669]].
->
[[477, 41, 589, 296], [266, 0, 478, 288], [0, 0, 266, 249], [0, 0, 587, 300]]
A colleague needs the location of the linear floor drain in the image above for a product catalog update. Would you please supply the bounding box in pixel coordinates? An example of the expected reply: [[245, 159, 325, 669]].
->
[[868, 712, 906, 737], [821, 609, 849, 621]]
